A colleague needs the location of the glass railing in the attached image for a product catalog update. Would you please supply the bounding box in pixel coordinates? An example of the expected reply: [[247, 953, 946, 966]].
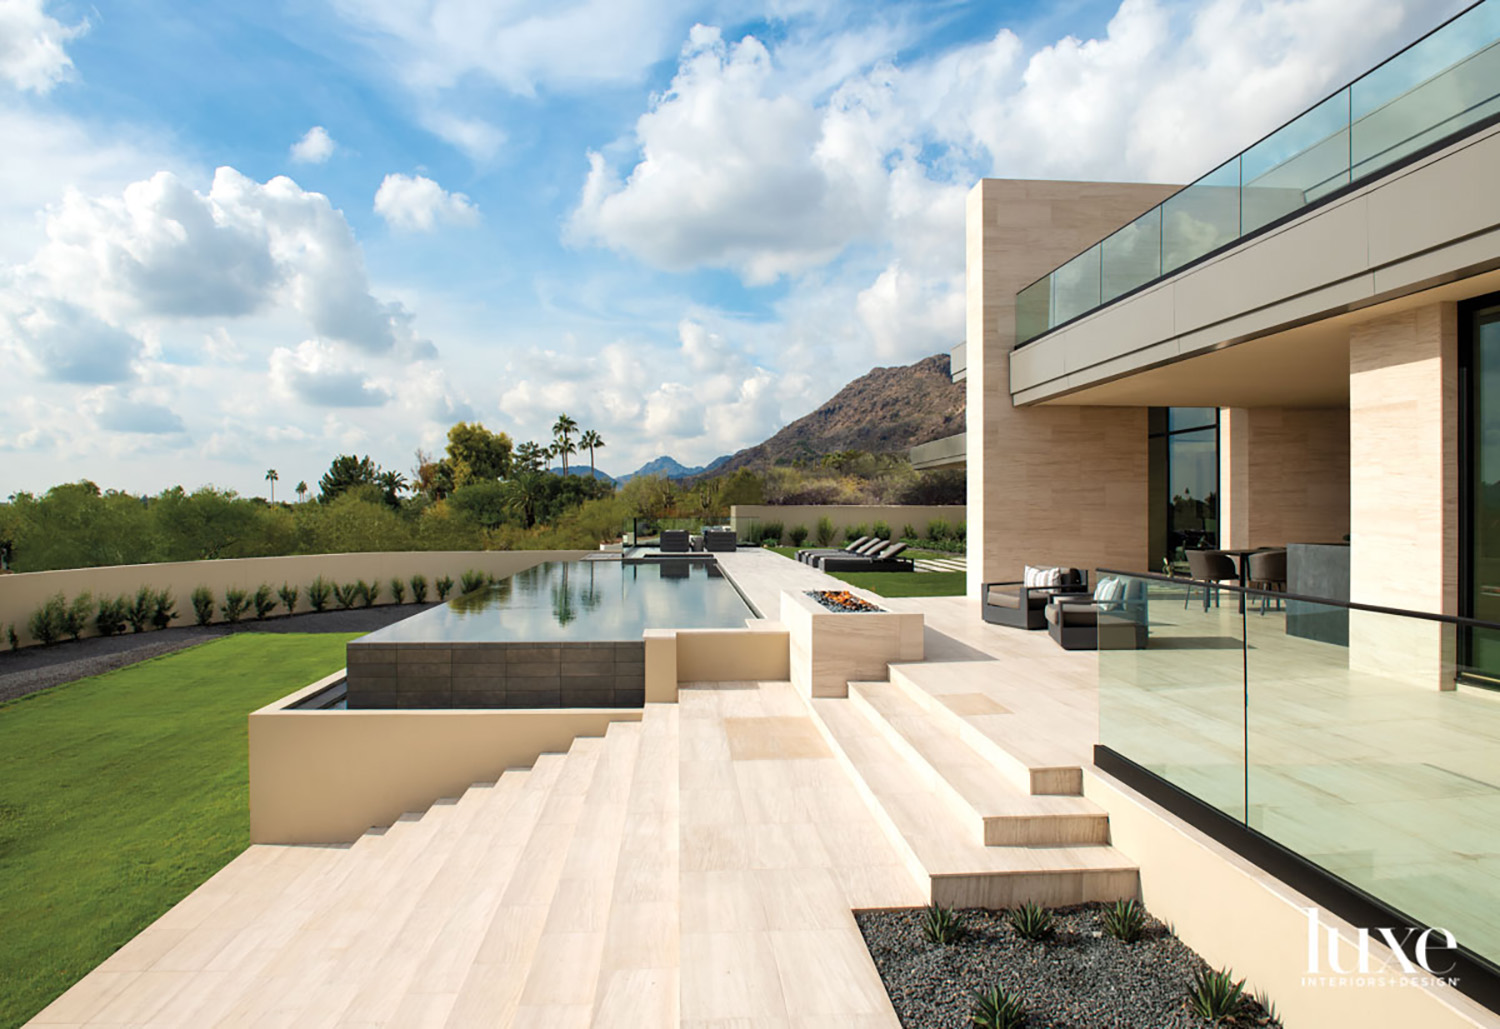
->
[[1016, 0, 1500, 346], [1096, 568, 1500, 973]]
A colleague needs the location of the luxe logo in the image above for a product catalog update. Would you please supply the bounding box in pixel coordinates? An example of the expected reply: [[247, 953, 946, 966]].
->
[[1302, 908, 1460, 988]]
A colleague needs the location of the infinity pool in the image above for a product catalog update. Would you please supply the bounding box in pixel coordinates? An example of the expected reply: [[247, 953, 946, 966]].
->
[[359, 559, 753, 644]]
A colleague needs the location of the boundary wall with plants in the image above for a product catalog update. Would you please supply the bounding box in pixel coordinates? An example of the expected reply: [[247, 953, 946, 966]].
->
[[0, 550, 591, 648], [729, 505, 966, 545]]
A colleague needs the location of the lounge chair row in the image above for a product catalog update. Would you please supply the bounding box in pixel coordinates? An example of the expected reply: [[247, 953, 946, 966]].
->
[[795, 536, 911, 573]]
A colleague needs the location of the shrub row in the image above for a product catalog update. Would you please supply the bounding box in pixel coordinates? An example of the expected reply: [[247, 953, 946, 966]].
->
[[751, 518, 967, 551], [10, 567, 498, 645]]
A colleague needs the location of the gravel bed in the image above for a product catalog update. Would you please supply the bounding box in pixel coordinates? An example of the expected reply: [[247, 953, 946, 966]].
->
[[0, 603, 440, 705], [857, 903, 1277, 1028]]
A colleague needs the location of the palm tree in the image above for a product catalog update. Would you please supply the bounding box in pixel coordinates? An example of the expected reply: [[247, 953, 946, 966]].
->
[[551, 413, 578, 476], [502, 471, 548, 528], [295, 480, 309, 503], [265, 468, 278, 503], [579, 429, 605, 480], [551, 435, 577, 477]]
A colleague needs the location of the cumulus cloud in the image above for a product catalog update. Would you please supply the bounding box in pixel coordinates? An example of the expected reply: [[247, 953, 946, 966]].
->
[[290, 125, 336, 164], [269, 340, 393, 408], [0, 296, 142, 383], [0, 0, 86, 94], [16, 166, 430, 355], [90, 389, 188, 435], [374, 173, 480, 232]]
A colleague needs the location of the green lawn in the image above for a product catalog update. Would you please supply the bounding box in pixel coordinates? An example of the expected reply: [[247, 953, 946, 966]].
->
[[0, 634, 355, 1029], [764, 546, 966, 597]]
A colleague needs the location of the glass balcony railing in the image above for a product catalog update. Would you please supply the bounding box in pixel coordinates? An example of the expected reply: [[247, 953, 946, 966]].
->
[[1016, 0, 1500, 347], [1095, 569, 1500, 977]]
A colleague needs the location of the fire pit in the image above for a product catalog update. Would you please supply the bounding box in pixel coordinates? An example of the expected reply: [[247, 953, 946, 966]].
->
[[806, 589, 884, 613]]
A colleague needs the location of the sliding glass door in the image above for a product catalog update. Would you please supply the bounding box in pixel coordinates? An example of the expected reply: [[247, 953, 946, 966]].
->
[[1464, 298, 1500, 682]]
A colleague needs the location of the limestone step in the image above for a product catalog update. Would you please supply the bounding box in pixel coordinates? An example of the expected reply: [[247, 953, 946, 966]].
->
[[809, 696, 1138, 910], [887, 663, 1085, 795], [847, 680, 1109, 846], [445, 733, 608, 1029], [592, 704, 680, 1029], [513, 719, 644, 1026]]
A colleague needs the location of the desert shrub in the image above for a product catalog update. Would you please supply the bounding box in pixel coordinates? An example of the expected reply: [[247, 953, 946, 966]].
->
[[1008, 901, 1053, 941], [222, 587, 251, 623], [361, 579, 380, 607], [63, 593, 93, 640], [926, 519, 952, 542], [788, 524, 809, 546], [390, 577, 406, 603], [151, 589, 177, 629], [253, 584, 277, 619], [757, 521, 784, 545], [901, 522, 917, 540], [843, 523, 868, 543], [191, 586, 216, 626], [971, 982, 1026, 1029], [436, 575, 454, 600], [1187, 967, 1247, 1022], [307, 576, 332, 612], [955, 520, 967, 540], [922, 903, 961, 945], [28, 594, 67, 645], [459, 569, 487, 594], [126, 585, 155, 633], [1101, 898, 1146, 943], [871, 520, 892, 541], [6, 625, 17, 651], [95, 596, 129, 637], [410, 573, 429, 603], [332, 582, 360, 609], [815, 516, 836, 547], [277, 583, 300, 614]]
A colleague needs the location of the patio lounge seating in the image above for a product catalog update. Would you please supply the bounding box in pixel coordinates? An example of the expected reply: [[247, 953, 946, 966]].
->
[[815, 541, 912, 573], [660, 529, 691, 553], [982, 566, 1089, 630], [797, 537, 876, 563], [1045, 577, 1149, 651], [703, 528, 737, 552]]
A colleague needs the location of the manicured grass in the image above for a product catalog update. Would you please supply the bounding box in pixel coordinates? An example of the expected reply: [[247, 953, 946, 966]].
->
[[0, 634, 356, 1029], [835, 570, 967, 597], [766, 544, 963, 562]]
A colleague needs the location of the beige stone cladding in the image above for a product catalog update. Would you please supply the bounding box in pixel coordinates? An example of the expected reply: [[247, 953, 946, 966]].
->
[[1348, 301, 1459, 688], [1220, 407, 1351, 549], [966, 178, 1179, 598]]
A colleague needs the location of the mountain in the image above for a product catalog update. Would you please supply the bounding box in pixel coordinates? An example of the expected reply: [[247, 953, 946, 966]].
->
[[712, 353, 964, 473], [615, 454, 732, 483], [546, 466, 616, 484]]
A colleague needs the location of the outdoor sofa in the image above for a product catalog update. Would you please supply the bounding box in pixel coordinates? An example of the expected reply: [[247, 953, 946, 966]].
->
[[1044, 576, 1150, 651], [660, 529, 691, 553], [815, 541, 912, 573], [703, 528, 738, 552], [982, 566, 1089, 630]]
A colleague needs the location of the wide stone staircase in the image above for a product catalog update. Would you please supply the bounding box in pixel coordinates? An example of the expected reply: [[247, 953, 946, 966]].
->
[[803, 663, 1139, 910]]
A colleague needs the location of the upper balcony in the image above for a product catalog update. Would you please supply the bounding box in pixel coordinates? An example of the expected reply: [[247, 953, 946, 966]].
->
[[1014, 0, 1500, 350]]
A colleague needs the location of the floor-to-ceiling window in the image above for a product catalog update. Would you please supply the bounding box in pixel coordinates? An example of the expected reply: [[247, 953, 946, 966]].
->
[[1462, 295, 1500, 682], [1148, 408, 1220, 572]]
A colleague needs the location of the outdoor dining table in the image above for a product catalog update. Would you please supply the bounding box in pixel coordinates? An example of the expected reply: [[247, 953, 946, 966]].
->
[[1215, 548, 1262, 614]]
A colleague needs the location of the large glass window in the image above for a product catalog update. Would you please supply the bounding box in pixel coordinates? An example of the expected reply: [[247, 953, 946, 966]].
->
[[1464, 299, 1500, 681], [1150, 408, 1220, 572]]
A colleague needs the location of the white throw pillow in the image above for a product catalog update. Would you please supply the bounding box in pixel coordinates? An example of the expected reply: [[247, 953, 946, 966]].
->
[[1024, 565, 1063, 588], [1094, 577, 1125, 604]]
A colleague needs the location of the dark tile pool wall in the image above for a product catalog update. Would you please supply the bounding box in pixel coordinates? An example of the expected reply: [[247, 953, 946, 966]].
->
[[345, 641, 646, 709]]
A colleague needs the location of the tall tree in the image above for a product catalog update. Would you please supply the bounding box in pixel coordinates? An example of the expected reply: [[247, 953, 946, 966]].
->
[[376, 470, 408, 508], [295, 480, 309, 503], [264, 468, 278, 503], [513, 441, 546, 473], [551, 413, 578, 476], [318, 455, 381, 502], [579, 429, 605, 481], [444, 422, 513, 486], [501, 471, 549, 529]]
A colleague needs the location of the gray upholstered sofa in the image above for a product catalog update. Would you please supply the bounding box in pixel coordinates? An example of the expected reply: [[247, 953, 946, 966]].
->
[[982, 567, 1089, 630]]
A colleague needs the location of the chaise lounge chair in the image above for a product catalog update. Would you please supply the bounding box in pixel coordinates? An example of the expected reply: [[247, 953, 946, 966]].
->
[[982, 566, 1089, 630], [815, 541, 912, 573], [797, 537, 875, 563]]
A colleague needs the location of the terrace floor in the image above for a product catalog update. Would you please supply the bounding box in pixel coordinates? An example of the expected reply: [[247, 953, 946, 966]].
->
[[30, 551, 1126, 1028]]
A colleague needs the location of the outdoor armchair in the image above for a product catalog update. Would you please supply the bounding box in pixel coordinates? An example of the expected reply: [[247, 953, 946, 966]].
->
[[1045, 577, 1149, 651], [982, 566, 1089, 630], [660, 529, 691, 553]]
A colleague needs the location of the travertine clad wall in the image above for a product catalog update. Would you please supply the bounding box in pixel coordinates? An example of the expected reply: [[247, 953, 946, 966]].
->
[[966, 179, 1179, 597], [1220, 407, 1351, 549], [1348, 303, 1458, 688]]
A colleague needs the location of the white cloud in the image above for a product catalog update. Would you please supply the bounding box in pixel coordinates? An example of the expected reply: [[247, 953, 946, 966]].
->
[[89, 388, 188, 435], [0, 295, 142, 383], [373, 173, 480, 232], [269, 340, 393, 408], [0, 0, 86, 94], [14, 166, 431, 355], [290, 125, 336, 164], [422, 113, 506, 163]]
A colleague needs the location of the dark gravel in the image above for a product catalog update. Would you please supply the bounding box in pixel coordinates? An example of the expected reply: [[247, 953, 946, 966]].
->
[[0, 603, 440, 704], [856, 904, 1278, 1029]]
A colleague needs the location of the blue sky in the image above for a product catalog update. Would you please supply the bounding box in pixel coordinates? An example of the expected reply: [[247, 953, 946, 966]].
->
[[0, 0, 1469, 495]]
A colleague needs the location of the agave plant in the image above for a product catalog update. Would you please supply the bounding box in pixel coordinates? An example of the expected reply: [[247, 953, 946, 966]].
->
[[1187, 966, 1247, 1023], [1008, 901, 1053, 941], [921, 903, 961, 945], [1101, 898, 1146, 943], [971, 982, 1026, 1029]]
